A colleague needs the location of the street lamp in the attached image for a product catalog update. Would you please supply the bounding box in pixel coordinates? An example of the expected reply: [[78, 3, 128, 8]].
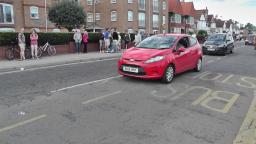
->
[[93, 0, 96, 32], [45, 0, 48, 32]]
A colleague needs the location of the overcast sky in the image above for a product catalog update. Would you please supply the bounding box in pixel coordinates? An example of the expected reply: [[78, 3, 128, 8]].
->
[[185, 0, 256, 26]]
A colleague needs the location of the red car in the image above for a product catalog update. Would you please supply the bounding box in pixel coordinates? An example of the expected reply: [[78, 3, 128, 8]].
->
[[118, 34, 203, 83]]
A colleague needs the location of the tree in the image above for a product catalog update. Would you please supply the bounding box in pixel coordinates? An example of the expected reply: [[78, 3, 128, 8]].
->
[[48, 0, 86, 32], [245, 23, 256, 31]]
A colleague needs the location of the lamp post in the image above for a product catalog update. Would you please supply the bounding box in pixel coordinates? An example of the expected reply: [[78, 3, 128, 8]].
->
[[45, 0, 48, 32], [93, 0, 96, 32]]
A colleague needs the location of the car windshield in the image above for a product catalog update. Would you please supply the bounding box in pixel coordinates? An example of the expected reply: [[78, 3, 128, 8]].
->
[[136, 35, 177, 49], [207, 34, 226, 42]]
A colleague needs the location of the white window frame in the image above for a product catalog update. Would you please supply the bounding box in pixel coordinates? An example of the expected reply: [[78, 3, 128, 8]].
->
[[162, 1, 166, 10], [128, 28, 133, 33], [128, 0, 133, 4], [30, 6, 39, 19], [162, 15, 166, 25], [0, 3, 14, 24], [138, 12, 145, 27], [87, 0, 93, 5], [153, 14, 159, 28], [111, 11, 117, 21], [139, 0, 145, 10], [87, 13, 93, 22], [128, 10, 133, 22], [111, 0, 117, 3], [175, 14, 181, 23], [95, 13, 100, 21], [152, 0, 158, 12]]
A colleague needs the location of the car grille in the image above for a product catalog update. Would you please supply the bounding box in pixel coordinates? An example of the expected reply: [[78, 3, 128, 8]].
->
[[120, 64, 146, 76]]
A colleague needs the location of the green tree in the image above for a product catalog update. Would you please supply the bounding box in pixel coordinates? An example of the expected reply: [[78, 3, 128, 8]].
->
[[48, 0, 86, 32], [245, 23, 256, 31]]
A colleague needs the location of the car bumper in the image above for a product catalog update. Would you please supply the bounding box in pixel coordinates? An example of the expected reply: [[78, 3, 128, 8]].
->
[[203, 47, 225, 55], [118, 59, 166, 79]]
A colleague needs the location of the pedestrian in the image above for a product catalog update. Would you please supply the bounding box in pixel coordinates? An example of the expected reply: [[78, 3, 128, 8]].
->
[[73, 29, 82, 53], [30, 29, 39, 59], [98, 30, 105, 53], [104, 28, 110, 53], [118, 32, 122, 51], [124, 30, 131, 49], [134, 31, 142, 45], [112, 30, 119, 53], [18, 28, 26, 61], [82, 31, 89, 53]]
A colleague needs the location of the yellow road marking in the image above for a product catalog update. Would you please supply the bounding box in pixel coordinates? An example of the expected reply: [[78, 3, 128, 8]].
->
[[0, 115, 47, 133], [233, 90, 256, 144]]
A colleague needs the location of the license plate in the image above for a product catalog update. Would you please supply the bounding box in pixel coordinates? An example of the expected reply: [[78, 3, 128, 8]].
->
[[208, 48, 215, 51], [122, 66, 139, 73]]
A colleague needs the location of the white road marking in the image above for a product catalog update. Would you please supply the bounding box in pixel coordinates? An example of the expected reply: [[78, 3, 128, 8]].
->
[[51, 76, 122, 93], [0, 57, 119, 76], [206, 60, 215, 64], [82, 91, 122, 105], [0, 115, 47, 133]]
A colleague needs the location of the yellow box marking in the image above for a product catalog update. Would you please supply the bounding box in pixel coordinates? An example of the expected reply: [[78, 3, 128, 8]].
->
[[233, 90, 256, 144], [0, 115, 47, 133]]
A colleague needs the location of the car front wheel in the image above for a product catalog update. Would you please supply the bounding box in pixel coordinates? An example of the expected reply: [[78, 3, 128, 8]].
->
[[162, 65, 174, 83], [194, 58, 202, 72]]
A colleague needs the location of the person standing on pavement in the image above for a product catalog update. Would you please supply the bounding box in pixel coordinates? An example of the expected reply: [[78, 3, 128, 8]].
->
[[30, 29, 39, 59], [124, 30, 131, 49], [73, 29, 82, 53], [82, 31, 89, 53], [18, 28, 26, 61], [112, 30, 119, 53], [98, 30, 105, 53], [134, 31, 142, 46], [118, 32, 122, 51], [104, 28, 110, 53]]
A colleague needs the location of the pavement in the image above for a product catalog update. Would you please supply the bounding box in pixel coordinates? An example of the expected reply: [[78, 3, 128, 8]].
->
[[0, 52, 122, 72], [0, 41, 255, 144]]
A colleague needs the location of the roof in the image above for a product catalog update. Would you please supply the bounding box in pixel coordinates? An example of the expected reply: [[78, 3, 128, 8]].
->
[[194, 10, 204, 20], [207, 15, 214, 23], [168, 0, 183, 14], [180, 2, 196, 16], [225, 19, 234, 28], [215, 19, 225, 28]]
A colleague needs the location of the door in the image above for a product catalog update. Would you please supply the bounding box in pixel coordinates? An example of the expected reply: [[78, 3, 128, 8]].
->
[[189, 36, 200, 68], [173, 37, 192, 73]]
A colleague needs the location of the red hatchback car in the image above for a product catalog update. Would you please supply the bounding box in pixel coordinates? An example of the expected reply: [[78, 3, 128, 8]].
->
[[118, 34, 203, 83]]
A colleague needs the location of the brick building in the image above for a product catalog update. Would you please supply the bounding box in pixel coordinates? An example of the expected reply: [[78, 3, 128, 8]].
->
[[84, 0, 168, 34], [0, 0, 60, 32]]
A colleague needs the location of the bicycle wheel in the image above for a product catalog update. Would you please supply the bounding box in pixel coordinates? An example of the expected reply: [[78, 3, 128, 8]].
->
[[5, 49, 14, 60], [37, 47, 43, 58], [47, 46, 56, 56]]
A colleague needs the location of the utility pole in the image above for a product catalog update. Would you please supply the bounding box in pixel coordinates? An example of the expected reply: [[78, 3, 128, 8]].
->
[[45, 0, 48, 32], [93, 0, 96, 32]]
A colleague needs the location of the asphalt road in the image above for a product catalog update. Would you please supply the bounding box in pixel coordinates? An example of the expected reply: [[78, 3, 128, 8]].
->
[[0, 41, 255, 144]]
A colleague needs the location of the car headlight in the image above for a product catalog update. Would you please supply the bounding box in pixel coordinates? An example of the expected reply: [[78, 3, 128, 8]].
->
[[145, 56, 164, 64]]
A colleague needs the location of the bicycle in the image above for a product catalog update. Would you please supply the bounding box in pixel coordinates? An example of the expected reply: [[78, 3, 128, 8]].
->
[[37, 42, 56, 58], [5, 41, 31, 60]]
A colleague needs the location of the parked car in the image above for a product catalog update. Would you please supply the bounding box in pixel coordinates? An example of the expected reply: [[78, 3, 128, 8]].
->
[[202, 33, 234, 56], [245, 34, 255, 45], [118, 34, 203, 83]]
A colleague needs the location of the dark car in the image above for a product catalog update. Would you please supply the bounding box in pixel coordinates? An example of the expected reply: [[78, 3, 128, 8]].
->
[[245, 34, 255, 45], [202, 33, 234, 56]]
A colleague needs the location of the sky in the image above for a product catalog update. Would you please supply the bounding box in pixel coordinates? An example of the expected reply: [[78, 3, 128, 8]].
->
[[185, 0, 256, 26]]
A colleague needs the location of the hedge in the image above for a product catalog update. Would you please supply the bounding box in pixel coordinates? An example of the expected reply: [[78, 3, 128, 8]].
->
[[0, 32, 105, 46]]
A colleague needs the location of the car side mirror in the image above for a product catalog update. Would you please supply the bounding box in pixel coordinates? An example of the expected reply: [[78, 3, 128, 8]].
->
[[178, 47, 186, 52]]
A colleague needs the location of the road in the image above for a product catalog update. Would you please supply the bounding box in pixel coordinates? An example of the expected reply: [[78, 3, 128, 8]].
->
[[0, 41, 255, 144]]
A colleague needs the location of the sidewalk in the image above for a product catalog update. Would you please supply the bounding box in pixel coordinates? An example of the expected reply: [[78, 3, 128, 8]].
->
[[0, 52, 122, 72]]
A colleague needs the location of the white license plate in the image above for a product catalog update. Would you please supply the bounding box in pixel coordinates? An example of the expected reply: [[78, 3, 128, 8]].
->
[[123, 66, 139, 73], [208, 48, 215, 51]]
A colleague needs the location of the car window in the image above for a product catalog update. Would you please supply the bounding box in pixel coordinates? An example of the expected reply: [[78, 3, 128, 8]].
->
[[136, 35, 177, 49], [176, 37, 190, 50], [207, 34, 226, 42], [189, 37, 197, 46]]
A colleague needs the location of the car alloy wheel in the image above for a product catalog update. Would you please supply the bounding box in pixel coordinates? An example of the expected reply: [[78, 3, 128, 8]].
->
[[162, 65, 174, 83], [195, 58, 202, 72]]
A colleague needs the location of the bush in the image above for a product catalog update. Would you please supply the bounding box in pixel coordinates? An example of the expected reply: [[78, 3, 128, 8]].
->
[[0, 32, 101, 46]]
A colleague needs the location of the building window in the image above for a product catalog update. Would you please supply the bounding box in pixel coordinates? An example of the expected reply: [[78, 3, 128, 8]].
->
[[95, 13, 100, 21], [0, 3, 14, 24], [138, 12, 145, 27], [30, 6, 39, 19], [162, 16, 165, 25], [111, 0, 117, 3], [87, 0, 93, 5], [162, 1, 166, 10], [111, 11, 117, 21], [128, 0, 133, 4], [171, 14, 181, 23], [153, 14, 159, 28], [87, 13, 93, 22], [128, 11, 133, 21], [152, 0, 158, 12], [139, 0, 145, 10]]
